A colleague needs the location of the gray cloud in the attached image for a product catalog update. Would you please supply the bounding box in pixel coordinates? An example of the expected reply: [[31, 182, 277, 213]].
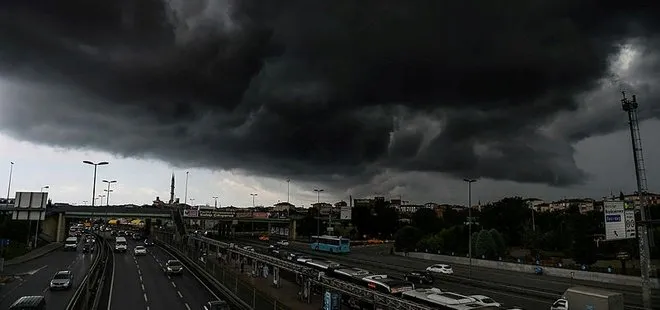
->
[[0, 0, 659, 197]]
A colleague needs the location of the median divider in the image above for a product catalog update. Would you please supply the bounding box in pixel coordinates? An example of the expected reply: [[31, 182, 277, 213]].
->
[[155, 239, 252, 310], [65, 233, 110, 310]]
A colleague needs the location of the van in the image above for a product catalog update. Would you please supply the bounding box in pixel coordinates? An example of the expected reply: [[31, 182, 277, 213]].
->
[[9, 295, 46, 309], [63, 237, 78, 251], [114, 237, 127, 253]]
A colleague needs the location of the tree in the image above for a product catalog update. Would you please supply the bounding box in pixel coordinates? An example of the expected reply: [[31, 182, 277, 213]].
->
[[475, 229, 496, 258], [351, 206, 373, 238], [489, 229, 506, 256], [412, 208, 444, 235], [572, 235, 598, 265], [394, 226, 423, 252]]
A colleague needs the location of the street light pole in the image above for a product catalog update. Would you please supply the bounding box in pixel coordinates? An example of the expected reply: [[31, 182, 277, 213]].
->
[[184, 171, 189, 204], [34, 185, 49, 248], [314, 188, 324, 237], [102, 180, 117, 206], [40, 186, 49, 193], [83, 161, 109, 207], [463, 178, 477, 279], [250, 193, 257, 207], [5, 162, 14, 208], [213, 196, 219, 208]]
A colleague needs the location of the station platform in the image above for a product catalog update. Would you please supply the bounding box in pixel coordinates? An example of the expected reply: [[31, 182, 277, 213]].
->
[[207, 257, 323, 310]]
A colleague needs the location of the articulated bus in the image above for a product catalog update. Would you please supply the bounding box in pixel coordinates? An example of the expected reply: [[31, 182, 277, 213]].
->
[[310, 235, 350, 253], [402, 288, 500, 310]]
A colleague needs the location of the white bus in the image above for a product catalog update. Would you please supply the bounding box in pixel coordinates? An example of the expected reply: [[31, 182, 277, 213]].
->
[[402, 288, 500, 310]]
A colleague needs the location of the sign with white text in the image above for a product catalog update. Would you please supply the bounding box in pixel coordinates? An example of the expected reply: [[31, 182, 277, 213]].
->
[[604, 201, 635, 240]]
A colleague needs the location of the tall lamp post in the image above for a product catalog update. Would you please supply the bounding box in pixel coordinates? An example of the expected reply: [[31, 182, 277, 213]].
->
[[33, 185, 49, 248], [314, 188, 324, 237], [40, 186, 49, 193], [102, 180, 117, 206], [250, 193, 257, 207], [5, 161, 14, 208], [83, 161, 108, 207], [463, 178, 477, 278], [286, 179, 291, 203], [213, 196, 219, 208]]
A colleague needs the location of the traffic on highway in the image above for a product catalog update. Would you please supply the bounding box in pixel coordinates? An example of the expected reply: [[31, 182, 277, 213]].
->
[[0, 222, 231, 310]]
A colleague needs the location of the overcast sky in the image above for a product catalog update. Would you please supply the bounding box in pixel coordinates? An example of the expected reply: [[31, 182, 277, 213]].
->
[[1, 1, 659, 207]]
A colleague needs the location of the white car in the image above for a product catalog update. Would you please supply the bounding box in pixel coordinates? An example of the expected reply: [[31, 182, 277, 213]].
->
[[426, 264, 453, 274], [550, 298, 568, 310], [242, 246, 255, 252], [276, 240, 289, 246], [134, 246, 147, 256], [470, 295, 500, 307]]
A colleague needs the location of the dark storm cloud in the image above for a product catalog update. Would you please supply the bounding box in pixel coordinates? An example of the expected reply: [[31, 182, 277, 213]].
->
[[0, 0, 659, 188]]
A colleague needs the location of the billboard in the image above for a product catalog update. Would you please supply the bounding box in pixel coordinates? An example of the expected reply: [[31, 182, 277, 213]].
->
[[183, 209, 199, 217], [12, 192, 48, 221], [340, 206, 351, 220], [604, 200, 635, 240]]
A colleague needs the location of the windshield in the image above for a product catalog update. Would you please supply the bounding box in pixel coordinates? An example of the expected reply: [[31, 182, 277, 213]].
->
[[117, 241, 126, 245], [481, 298, 496, 304], [168, 261, 181, 267], [53, 274, 69, 280], [65, 240, 76, 244], [135, 246, 145, 250]]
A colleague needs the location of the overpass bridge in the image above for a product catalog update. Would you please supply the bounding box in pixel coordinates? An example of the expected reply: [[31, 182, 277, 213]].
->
[[33, 206, 300, 242]]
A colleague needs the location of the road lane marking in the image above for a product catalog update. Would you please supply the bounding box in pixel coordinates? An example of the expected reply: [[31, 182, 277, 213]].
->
[[177, 290, 183, 298], [107, 250, 117, 310], [171, 282, 176, 288], [139, 275, 143, 282], [185, 303, 191, 310], [141, 283, 145, 291], [143, 293, 148, 302]]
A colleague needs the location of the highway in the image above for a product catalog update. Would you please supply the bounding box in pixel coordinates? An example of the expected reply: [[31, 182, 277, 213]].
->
[[237, 238, 658, 309], [106, 234, 217, 310], [0, 240, 96, 309]]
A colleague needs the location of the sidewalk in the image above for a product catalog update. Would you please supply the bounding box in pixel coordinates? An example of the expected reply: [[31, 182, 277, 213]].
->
[[208, 257, 321, 310], [5, 242, 62, 266]]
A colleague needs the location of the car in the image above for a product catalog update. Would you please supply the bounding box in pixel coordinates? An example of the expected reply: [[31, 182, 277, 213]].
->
[[259, 235, 269, 241], [134, 245, 147, 256], [403, 270, 434, 284], [132, 233, 143, 240], [82, 243, 94, 253], [426, 264, 453, 274], [241, 246, 255, 252], [49, 271, 74, 290], [470, 295, 501, 307], [276, 240, 289, 246], [203, 300, 231, 310], [144, 239, 154, 246], [165, 260, 184, 275], [550, 298, 568, 310], [8, 296, 46, 310]]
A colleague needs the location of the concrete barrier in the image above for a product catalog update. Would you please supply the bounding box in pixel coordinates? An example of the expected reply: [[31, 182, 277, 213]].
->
[[396, 251, 660, 289]]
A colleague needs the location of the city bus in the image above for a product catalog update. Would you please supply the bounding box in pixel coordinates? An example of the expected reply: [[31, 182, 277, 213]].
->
[[310, 235, 350, 253]]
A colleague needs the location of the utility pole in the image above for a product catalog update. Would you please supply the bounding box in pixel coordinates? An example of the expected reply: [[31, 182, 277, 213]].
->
[[463, 178, 477, 279], [622, 92, 653, 309], [314, 188, 324, 237]]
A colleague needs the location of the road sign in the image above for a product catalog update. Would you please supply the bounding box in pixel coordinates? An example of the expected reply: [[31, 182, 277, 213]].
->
[[604, 201, 635, 240]]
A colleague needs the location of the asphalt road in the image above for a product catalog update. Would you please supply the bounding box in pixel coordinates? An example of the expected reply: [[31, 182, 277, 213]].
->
[[0, 240, 96, 309], [107, 234, 216, 310], [347, 245, 659, 307], [238, 239, 660, 309]]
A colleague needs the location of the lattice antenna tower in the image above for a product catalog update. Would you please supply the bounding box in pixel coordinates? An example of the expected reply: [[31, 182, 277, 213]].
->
[[621, 91, 653, 309]]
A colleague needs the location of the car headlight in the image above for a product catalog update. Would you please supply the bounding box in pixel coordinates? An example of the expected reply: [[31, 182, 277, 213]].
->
[[167, 267, 173, 271]]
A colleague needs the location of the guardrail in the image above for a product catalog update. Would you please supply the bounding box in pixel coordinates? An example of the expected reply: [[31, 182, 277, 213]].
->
[[154, 238, 253, 309], [65, 233, 110, 310]]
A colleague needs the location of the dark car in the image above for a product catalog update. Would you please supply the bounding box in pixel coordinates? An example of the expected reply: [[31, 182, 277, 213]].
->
[[132, 233, 143, 240], [203, 300, 230, 310], [404, 270, 434, 284], [82, 243, 93, 253], [143, 239, 154, 246]]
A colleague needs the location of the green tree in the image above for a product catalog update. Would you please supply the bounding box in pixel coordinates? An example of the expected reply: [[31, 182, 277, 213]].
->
[[351, 206, 373, 238], [412, 208, 444, 235], [417, 234, 444, 253], [489, 229, 506, 256], [394, 226, 423, 252], [572, 235, 597, 265], [475, 229, 496, 258]]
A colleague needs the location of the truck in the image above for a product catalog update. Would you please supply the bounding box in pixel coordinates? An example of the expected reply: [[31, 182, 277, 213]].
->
[[550, 286, 624, 310]]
